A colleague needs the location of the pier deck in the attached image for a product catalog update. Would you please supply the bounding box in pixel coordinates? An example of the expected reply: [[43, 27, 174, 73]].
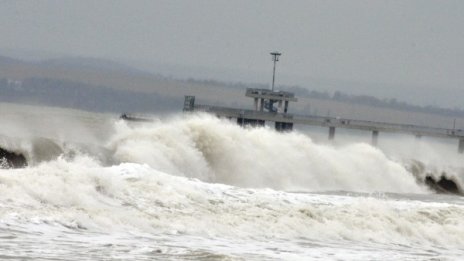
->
[[193, 104, 464, 139], [122, 87, 464, 153], [182, 88, 464, 153]]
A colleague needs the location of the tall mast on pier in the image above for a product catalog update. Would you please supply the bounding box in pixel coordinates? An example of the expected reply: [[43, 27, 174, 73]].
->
[[270, 52, 281, 92]]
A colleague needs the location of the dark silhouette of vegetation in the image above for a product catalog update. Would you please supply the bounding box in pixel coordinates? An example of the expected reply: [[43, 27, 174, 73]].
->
[[327, 90, 464, 118], [0, 77, 181, 113], [182, 77, 464, 118]]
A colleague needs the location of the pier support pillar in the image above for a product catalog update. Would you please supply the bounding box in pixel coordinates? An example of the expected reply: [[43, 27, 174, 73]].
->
[[284, 101, 289, 113], [260, 98, 264, 111], [237, 118, 265, 127], [459, 139, 464, 154], [254, 98, 259, 111], [183, 96, 195, 111], [328, 126, 336, 140], [275, 122, 293, 132], [372, 130, 379, 146]]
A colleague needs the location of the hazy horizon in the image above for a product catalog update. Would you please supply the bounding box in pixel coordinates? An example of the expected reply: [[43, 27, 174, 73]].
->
[[1, 2, 464, 259], [1, 0, 463, 108]]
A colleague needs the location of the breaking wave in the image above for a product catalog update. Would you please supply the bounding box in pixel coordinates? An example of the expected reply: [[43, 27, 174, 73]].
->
[[1, 108, 464, 257], [0, 158, 463, 248], [108, 114, 426, 193], [2, 112, 464, 194]]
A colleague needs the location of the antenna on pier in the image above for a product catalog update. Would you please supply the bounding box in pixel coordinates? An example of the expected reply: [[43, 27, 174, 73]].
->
[[270, 52, 281, 92]]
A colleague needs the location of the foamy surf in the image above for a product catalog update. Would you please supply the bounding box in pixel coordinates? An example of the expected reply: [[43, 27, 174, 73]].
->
[[1, 104, 464, 260], [0, 157, 463, 260], [108, 114, 427, 193]]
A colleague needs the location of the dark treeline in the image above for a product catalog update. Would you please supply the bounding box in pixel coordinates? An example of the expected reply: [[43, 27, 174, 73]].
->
[[183, 78, 464, 118], [0, 78, 181, 113], [285, 86, 464, 118], [2, 76, 463, 118], [184, 77, 269, 91]]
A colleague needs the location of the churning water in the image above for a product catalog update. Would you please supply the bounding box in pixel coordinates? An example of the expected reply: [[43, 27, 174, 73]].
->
[[0, 103, 463, 260]]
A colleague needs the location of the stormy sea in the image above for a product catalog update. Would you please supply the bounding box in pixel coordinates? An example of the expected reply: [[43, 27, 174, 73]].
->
[[0, 102, 463, 260]]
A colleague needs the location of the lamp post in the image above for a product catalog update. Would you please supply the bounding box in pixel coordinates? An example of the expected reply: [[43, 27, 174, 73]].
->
[[270, 52, 281, 92]]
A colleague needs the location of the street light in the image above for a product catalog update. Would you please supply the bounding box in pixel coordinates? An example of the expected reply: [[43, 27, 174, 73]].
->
[[270, 52, 281, 92]]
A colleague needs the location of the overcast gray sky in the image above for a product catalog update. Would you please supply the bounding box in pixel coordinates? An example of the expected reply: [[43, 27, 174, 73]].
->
[[1, 0, 463, 107]]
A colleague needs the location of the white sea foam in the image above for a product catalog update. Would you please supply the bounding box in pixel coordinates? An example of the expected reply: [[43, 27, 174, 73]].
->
[[0, 157, 462, 249], [1, 105, 464, 259], [108, 114, 426, 193]]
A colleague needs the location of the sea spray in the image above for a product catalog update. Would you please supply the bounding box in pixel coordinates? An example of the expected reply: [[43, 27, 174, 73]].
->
[[0, 105, 464, 259], [109, 114, 426, 193]]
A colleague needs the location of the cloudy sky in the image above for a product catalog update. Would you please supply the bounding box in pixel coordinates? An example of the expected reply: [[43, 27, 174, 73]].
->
[[1, 0, 463, 107]]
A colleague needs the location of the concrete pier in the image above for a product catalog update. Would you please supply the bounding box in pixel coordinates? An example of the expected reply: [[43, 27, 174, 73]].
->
[[372, 130, 379, 146], [329, 126, 336, 140], [275, 122, 293, 132], [237, 118, 265, 127], [244, 88, 297, 132], [459, 139, 464, 154], [164, 89, 464, 154]]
